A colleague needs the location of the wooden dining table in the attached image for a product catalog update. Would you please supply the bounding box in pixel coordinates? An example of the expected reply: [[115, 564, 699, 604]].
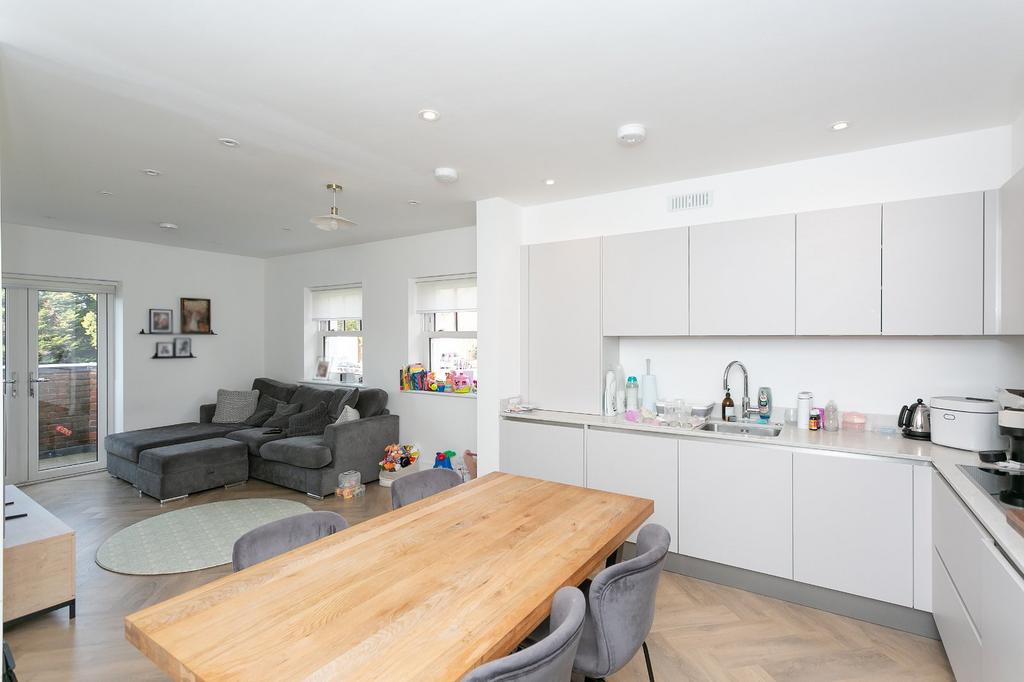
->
[[125, 471, 653, 681]]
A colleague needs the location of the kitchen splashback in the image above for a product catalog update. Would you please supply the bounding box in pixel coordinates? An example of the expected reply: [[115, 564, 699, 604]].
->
[[617, 336, 1024, 415]]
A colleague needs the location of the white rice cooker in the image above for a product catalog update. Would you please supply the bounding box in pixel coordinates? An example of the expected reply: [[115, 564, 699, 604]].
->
[[929, 396, 1009, 455]]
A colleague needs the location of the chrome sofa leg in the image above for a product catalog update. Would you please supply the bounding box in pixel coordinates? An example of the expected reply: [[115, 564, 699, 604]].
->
[[160, 494, 188, 505], [306, 492, 324, 501], [224, 481, 246, 489]]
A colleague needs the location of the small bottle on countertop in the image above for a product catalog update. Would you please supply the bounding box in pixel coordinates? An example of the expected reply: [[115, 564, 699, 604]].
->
[[625, 376, 640, 412], [722, 390, 735, 422], [757, 386, 772, 422], [809, 408, 821, 431]]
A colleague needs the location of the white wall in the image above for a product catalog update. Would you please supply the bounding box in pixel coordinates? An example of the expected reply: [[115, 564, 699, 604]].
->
[[523, 126, 1013, 244], [263, 226, 477, 459], [1, 222, 266, 429], [475, 199, 523, 475], [618, 336, 1024, 416]]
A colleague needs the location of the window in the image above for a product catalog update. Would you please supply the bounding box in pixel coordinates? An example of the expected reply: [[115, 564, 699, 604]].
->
[[415, 276, 477, 376], [311, 285, 363, 383]]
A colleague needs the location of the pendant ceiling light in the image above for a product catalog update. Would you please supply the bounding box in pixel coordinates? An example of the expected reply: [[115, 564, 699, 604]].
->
[[310, 183, 356, 231]]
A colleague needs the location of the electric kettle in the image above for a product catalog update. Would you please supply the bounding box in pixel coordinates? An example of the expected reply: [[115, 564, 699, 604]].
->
[[898, 398, 931, 440]]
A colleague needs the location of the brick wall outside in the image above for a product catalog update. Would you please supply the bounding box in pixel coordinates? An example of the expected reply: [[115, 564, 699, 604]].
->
[[37, 363, 97, 455]]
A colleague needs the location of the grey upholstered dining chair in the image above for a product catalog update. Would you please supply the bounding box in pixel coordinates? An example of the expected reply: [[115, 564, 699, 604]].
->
[[462, 586, 586, 682], [231, 510, 348, 571], [528, 523, 671, 682], [390, 468, 463, 509]]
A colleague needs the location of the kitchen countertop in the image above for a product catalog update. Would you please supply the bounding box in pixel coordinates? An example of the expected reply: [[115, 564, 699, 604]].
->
[[501, 408, 1024, 575]]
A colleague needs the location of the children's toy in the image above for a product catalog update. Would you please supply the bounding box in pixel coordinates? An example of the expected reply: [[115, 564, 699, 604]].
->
[[380, 443, 420, 472], [433, 450, 456, 470]]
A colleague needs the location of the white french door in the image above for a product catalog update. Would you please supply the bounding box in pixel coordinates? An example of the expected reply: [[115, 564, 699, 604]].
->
[[3, 276, 115, 484]]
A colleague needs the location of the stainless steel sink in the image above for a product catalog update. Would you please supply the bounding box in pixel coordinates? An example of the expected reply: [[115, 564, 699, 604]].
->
[[699, 422, 783, 438]]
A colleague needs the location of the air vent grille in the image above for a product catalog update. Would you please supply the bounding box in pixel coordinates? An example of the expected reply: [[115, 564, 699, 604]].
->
[[668, 191, 713, 211]]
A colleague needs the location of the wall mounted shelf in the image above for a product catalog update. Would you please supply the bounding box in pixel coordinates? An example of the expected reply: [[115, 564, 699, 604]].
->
[[151, 354, 197, 359], [139, 329, 217, 335]]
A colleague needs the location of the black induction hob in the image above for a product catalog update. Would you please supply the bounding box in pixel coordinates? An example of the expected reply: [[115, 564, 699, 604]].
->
[[957, 464, 1024, 509]]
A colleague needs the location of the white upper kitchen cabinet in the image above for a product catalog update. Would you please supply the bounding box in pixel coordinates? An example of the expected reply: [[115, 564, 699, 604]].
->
[[882, 192, 984, 335], [527, 238, 602, 413], [689, 215, 795, 335], [793, 452, 914, 606], [990, 168, 1024, 334], [586, 428, 678, 551], [796, 204, 881, 335], [678, 439, 793, 578], [603, 228, 688, 336], [499, 419, 585, 486]]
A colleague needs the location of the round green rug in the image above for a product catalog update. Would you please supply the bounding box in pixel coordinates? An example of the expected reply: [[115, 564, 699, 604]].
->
[[96, 498, 310, 575]]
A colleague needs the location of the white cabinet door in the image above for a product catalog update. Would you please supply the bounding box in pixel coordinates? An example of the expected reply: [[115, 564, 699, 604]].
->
[[678, 439, 793, 578], [793, 453, 914, 606], [689, 215, 795, 335], [499, 419, 585, 486], [586, 428, 677, 551], [882, 192, 983, 335], [978, 541, 1024, 682], [602, 228, 688, 336], [913, 466, 933, 612], [528, 238, 602, 413], [933, 547, 983, 682], [994, 168, 1024, 334], [796, 204, 881, 335]]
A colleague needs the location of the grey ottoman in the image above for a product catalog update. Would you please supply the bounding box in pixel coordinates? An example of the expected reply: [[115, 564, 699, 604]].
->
[[135, 438, 248, 503]]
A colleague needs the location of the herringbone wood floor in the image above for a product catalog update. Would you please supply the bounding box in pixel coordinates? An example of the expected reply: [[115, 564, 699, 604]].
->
[[3, 472, 954, 681]]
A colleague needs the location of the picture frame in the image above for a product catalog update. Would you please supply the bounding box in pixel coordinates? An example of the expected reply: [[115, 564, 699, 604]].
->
[[174, 337, 192, 358], [315, 359, 330, 379], [155, 341, 174, 358], [180, 298, 212, 334], [149, 308, 173, 334]]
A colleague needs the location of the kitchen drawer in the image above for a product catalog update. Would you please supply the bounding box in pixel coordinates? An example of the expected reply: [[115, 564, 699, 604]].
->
[[978, 541, 1024, 682], [932, 547, 982, 682], [499, 419, 585, 486], [933, 474, 987, 619]]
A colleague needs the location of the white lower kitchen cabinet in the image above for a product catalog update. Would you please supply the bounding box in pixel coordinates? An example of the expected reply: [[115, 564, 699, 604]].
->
[[793, 453, 914, 606], [678, 440, 793, 578], [978, 541, 1024, 681], [498, 419, 585, 486], [913, 466, 933, 612], [933, 547, 982, 682], [586, 428, 678, 552]]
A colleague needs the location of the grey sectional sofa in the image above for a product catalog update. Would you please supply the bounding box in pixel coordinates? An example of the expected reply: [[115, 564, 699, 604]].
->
[[105, 378, 398, 501]]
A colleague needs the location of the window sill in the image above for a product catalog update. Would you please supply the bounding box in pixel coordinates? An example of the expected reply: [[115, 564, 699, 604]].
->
[[298, 379, 364, 389], [398, 390, 477, 399]]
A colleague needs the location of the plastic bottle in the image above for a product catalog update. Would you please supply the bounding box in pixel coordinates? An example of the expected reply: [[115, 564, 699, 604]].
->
[[625, 376, 640, 411], [824, 400, 840, 432]]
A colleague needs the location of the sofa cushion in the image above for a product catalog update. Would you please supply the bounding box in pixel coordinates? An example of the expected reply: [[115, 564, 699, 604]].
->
[[355, 388, 389, 418], [289, 385, 337, 411], [334, 405, 360, 424], [105, 422, 245, 463], [259, 436, 333, 469], [328, 388, 359, 420], [212, 389, 259, 423], [137, 437, 247, 475], [263, 402, 302, 429], [226, 427, 289, 456], [251, 377, 298, 404], [287, 401, 332, 437], [243, 394, 285, 427]]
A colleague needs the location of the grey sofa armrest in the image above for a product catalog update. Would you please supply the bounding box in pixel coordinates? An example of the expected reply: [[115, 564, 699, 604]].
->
[[199, 403, 217, 423], [323, 414, 399, 485]]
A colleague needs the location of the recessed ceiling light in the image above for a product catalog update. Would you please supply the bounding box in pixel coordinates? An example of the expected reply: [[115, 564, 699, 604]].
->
[[157, 222, 179, 230], [830, 120, 850, 131], [218, 137, 240, 147], [407, 200, 420, 206], [418, 109, 441, 122], [617, 123, 647, 145], [544, 179, 555, 186], [98, 190, 113, 197], [434, 167, 459, 183], [141, 168, 162, 176]]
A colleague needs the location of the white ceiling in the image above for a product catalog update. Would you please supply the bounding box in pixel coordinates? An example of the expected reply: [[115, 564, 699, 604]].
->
[[1, 0, 1022, 257]]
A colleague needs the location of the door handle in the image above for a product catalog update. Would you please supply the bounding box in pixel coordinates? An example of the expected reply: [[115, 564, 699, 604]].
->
[[3, 371, 16, 398], [28, 372, 49, 398]]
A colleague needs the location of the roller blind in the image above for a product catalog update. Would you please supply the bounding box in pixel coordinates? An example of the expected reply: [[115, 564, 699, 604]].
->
[[415, 276, 477, 314], [311, 286, 362, 320]]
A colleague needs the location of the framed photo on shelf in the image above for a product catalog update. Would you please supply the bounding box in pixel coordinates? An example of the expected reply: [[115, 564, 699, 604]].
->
[[180, 298, 212, 334], [315, 359, 330, 379], [149, 308, 173, 334], [174, 337, 192, 357], [155, 341, 174, 358]]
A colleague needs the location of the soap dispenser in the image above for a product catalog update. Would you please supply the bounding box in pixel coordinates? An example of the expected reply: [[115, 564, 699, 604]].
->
[[722, 390, 735, 421]]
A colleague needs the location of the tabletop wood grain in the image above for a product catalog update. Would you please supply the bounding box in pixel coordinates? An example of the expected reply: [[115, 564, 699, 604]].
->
[[124, 472, 653, 681]]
